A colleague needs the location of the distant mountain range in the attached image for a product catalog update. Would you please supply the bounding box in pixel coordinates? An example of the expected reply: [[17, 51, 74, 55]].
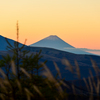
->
[[0, 35, 23, 51], [0, 35, 99, 55], [30, 35, 92, 55]]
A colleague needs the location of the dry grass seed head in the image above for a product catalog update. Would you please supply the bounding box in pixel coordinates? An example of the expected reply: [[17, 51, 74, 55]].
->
[[0, 69, 7, 79], [72, 84, 76, 95], [91, 59, 99, 75], [0, 82, 7, 94], [89, 70, 97, 93], [88, 77, 93, 95], [11, 60, 16, 75], [83, 78, 90, 92], [62, 59, 73, 73], [3, 80, 12, 91], [16, 79, 22, 91], [24, 88, 33, 100], [20, 68, 31, 79], [33, 85, 43, 97], [42, 64, 56, 83], [55, 82, 64, 98], [42, 64, 64, 98], [45, 80, 52, 89], [96, 80, 100, 95], [75, 60, 81, 79], [54, 62, 61, 79], [59, 80, 70, 89]]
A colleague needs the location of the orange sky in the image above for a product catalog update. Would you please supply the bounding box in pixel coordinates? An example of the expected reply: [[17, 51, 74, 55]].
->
[[0, 0, 100, 49]]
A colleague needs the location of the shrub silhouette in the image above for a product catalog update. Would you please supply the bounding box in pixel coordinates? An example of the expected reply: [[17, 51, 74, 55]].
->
[[0, 22, 66, 100], [1, 22, 100, 100]]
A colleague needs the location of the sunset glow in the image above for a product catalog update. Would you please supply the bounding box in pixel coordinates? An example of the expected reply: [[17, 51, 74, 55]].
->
[[0, 0, 100, 49]]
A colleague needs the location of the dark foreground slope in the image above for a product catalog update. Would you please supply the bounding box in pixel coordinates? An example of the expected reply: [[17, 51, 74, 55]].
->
[[25, 47, 100, 79], [0, 35, 23, 51], [0, 46, 100, 80], [0, 46, 99, 80], [25, 47, 100, 96], [1, 46, 100, 96]]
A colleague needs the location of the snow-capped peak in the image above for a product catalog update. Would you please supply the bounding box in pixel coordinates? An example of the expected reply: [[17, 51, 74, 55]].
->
[[44, 35, 60, 40]]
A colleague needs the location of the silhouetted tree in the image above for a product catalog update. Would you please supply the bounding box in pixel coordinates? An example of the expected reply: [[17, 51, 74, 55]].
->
[[0, 22, 66, 100]]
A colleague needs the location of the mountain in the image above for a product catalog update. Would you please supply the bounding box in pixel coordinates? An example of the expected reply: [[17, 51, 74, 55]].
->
[[1, 44, 100, 81], [18, 46, 100, 80], [30, 35, 92, 55], [0, 52, 96, 96], [1, 46, 100, 95], [0, 35, 23, 51], [30, 35, 74, 49], [69, 75, 100, 94]]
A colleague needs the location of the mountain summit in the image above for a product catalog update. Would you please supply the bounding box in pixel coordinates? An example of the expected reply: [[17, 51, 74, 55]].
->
[[44, 35, 63, 40], [30, 35, 74, 50], [30, 35, 92, 54]]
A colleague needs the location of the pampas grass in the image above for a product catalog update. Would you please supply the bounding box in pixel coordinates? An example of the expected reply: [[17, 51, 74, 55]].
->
[[0, 58, 100, 100], [0, 22, 100, 100]]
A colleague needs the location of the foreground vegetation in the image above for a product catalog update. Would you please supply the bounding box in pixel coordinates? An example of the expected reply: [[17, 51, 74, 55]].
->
[[0, 23, 67, 100], [0, 22, 100, 100]]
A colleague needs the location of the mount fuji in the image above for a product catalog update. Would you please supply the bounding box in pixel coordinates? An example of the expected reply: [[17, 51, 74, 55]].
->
[[30, 35, 74, 49], [30, 35, 91, 54]]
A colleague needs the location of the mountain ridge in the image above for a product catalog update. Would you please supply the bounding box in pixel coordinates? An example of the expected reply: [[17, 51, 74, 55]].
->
[[30, 35, 74, 49], [0, 35, 23, 51], [30, 35, 92, 55]]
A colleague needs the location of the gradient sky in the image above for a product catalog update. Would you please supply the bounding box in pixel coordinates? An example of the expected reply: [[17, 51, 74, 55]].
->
[[0, 0, 100, 49]]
